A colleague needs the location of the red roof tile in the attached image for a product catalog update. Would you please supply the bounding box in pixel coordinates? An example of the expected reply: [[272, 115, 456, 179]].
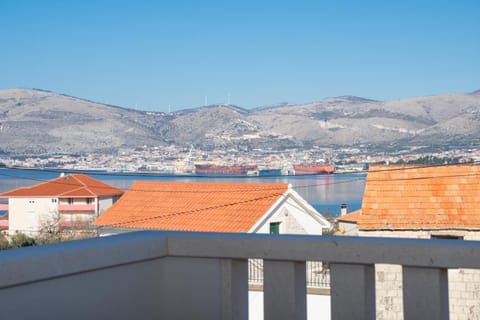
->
[[357, 164, 480, 230], [336, 210, 361, 223], [94, 181, 289, 233], [0, 174, 123, 198]]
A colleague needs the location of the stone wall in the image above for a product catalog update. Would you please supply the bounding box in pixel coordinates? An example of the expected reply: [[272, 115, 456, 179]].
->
[[360, 230, 480, 320], [375, 264, 403, 320]]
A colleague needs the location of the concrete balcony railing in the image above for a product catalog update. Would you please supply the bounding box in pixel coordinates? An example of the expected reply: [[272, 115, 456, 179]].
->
[[248, 259, 330, 289], [1, 231, 480, 319]]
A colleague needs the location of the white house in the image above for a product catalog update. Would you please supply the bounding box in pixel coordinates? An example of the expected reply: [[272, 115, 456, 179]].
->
[[0, 173, 124, 237], [93, 180, 331, 235]]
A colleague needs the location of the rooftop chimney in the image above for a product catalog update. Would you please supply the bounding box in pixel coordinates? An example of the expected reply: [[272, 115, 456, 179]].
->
[[340, 203, 347, 216]]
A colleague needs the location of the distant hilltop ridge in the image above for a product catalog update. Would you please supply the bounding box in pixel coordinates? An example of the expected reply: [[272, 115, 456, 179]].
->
[[0, 87, 480, 155]]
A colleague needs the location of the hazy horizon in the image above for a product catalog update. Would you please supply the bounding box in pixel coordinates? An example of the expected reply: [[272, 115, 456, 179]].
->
[[2, 86, 480, 114]]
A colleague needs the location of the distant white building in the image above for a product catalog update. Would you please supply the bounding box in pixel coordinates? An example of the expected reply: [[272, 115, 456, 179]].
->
[[0, 174, 123, 237]]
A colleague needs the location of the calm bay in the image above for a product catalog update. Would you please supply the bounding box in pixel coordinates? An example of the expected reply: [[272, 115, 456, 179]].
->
[[0, 168, 366, 217]]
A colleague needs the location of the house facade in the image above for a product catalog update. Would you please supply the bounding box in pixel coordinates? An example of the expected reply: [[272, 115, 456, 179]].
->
[[0, 173, 124, 237], [337, 163, 480, 319]]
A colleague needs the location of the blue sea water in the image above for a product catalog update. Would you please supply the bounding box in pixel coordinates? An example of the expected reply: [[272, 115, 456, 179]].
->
[[0, 168, 366, 217]]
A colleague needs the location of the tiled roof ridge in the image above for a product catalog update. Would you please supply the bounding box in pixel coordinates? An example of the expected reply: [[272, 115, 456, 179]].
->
[[101, 190, 287, 228], [67, 173, 123, 196], [336, 210, 361, 223], [366, 172, 479, 183], [366, 164, 480, 181], [369, 162, 479, 170], [53, 174, 95, 197], [70, 174, 96, 196], [58, 187, 88, 197]]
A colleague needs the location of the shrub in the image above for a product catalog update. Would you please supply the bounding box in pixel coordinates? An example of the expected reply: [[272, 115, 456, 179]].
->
[[9, 231, 36, 248]]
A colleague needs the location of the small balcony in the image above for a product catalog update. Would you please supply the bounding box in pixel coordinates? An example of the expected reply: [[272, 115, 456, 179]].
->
[[58, 220, 91, 229], [0, 231, 479, 319], [58, 204, 95, 212]]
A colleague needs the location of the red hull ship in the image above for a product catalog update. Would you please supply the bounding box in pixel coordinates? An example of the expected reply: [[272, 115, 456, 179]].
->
[[195, 164, 257, 175], [293, 164, 335, 175]]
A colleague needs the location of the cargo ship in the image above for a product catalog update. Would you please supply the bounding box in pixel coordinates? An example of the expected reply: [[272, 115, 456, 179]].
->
[[247, 168, 283, 176], [195, 164, 257, 175], [293, 164, 335, 175]]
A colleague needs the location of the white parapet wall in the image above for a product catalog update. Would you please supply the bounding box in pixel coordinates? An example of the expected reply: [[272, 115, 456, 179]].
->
[[1, 231, 480, 320]]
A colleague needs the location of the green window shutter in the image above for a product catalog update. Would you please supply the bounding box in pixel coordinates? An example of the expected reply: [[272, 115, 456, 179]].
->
[[270, 222, 280, 234]]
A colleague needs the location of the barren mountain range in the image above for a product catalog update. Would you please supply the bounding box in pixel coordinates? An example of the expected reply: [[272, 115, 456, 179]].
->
[[1, 88, 479, 156]]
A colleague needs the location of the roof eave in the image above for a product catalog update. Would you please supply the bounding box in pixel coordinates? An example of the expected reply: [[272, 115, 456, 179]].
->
[[248, 186, 331, 233], [359, 227, 480, 232], [248, 190, 289, 233], [286, 187, 331, 227]]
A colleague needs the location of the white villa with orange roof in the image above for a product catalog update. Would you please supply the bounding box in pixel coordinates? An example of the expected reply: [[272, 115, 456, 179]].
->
[[94, 181, 331, 235], [0, 173, 123, 237]]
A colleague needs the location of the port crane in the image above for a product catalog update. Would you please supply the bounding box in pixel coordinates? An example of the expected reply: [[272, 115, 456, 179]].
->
[[184, 145, 195, 173]]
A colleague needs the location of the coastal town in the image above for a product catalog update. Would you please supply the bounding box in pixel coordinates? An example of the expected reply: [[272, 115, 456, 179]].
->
[[1, 145, 479, 174]]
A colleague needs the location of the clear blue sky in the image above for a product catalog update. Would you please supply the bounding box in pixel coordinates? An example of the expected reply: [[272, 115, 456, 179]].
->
[[1, 1, 479, 112]]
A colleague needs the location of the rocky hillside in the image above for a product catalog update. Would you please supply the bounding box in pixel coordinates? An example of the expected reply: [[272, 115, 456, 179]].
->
[[0, 88, 479, 155]]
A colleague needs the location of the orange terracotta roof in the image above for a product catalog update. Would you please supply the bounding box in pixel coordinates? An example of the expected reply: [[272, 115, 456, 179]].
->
[[357, 164, 480, 230], [94, 181, 289, 232], [336, 210, 361, 223], [0, 174, 124, 198]]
